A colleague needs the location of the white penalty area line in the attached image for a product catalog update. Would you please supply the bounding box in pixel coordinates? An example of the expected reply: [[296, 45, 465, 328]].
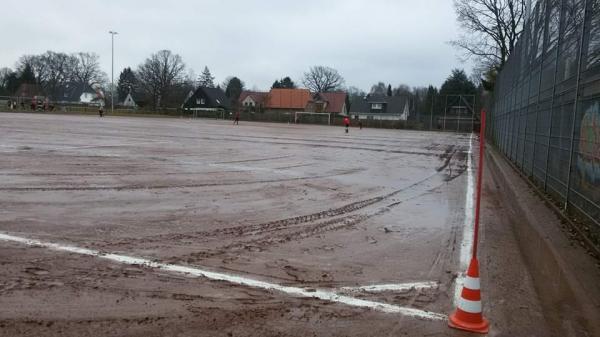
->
[[340, 281, 438, 293], [0, 232, 446, 321]]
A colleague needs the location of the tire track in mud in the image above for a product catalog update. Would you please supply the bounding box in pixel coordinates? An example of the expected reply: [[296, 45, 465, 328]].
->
[[0, 169, 362, 192], [175, 171, 456, 262], [5, 127, 444, 158], [108, 194, 391, 248], [0, 164, 312, 178], [3, 123, 446, 149], [117, 145, 469, 259], [181, 214, 371, 261], [214, 155, 293, 164]]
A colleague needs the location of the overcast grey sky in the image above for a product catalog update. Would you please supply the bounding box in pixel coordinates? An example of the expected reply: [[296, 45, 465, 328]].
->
[[1, 0, 472, 91]]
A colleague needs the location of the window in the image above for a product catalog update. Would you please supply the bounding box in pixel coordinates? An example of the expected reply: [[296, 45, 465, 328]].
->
[[196, 98, 205, 105], [371, 103, 383, 110]]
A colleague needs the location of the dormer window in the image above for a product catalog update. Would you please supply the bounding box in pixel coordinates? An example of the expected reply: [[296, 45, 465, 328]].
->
[[371, 103, 383, 109]]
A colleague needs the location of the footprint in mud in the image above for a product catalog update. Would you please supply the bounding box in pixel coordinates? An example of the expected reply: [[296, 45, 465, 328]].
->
[[366, 236, 378, 244], [172, 293, 202, 301], [24, 267, 49, 276], [316, 244, 344, 252], [244, 244, 263, 252], [283, 265, 302, 280]]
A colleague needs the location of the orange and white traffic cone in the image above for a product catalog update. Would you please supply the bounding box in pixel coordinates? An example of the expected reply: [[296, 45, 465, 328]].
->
[[449, 257, 489, 334]]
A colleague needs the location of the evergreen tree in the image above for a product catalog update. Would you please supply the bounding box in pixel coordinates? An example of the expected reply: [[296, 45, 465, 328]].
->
[[224, 77, 244, 101], [117, 67, 138, 101], [387, 84, 392, 96], [280, 76, 296, 89], [197, 66, 215, 88], [440, 69, 476, 95], [19, 64, 36, 84], [0, 70, 20, 95], [271, 76, 296, 89]]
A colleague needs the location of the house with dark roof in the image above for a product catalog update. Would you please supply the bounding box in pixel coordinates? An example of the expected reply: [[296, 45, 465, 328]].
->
[[305, 92, 349, 115], [55, 83, 104, 105], [117, 84, 143, 108], [349, 95, 410, 121], [182, 86, 230, 113], [122, 93, 136, 107]]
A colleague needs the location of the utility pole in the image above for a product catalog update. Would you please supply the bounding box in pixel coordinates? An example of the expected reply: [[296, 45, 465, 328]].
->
[[109, 31, 118, 115], [430, 93, 434, 130]]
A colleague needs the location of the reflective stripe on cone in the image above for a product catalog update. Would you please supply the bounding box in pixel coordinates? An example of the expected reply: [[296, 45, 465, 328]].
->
[[448, 257, 489, 334]]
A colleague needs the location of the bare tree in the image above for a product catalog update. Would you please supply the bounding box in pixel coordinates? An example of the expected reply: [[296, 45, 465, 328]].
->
[[16, 52, 108, 99], [17, 55, 46, 85], [137, 50, 186, 109], [452, 0, 526, 69], [0, 68, 11, 88], [302, 66, 344, 92], [18, 51, 78, 98], [44, 52, 79, 98], [73, 52, 107, 88], [370, 82, 387, 95], [393, 84, 412, 97]]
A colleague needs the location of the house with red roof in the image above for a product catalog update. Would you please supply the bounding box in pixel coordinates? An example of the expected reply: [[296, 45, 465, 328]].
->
[[239, 91, 269, 112], [238, 88, 349, 118], [305, 91, 348, 115], [264, 88, 311, 113]]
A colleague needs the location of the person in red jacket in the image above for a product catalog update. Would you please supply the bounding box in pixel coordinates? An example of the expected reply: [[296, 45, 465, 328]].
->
[[343, 116, 350, 133]]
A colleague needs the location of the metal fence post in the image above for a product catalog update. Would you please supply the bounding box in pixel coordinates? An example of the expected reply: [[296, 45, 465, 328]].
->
[[430, 94, 434, 131], [510, 83, 518, 160], [443, 96, 446, 131], [544, 0, 566, 192], [564, 0, 589, 210], [471, 94, 475, 133], [531, 1, 551, 177], [522, 67, 533, 170]]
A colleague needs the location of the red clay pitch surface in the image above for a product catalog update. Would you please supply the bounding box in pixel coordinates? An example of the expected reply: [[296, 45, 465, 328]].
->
[[1, 113, 479, 336]]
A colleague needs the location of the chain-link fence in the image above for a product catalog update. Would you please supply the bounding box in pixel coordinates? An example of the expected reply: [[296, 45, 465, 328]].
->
[[489, 0, 600, 234]]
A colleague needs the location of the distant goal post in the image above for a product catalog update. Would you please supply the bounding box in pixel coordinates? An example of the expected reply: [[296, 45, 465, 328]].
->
[[294, 111, 331, 125]]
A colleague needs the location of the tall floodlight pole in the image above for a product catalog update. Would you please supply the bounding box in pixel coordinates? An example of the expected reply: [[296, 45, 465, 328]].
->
[[109, 31, 118, 114]]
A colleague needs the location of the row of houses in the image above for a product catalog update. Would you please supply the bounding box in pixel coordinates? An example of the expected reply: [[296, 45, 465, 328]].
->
[[9, 82, 412, 121], [182, 87, 411, 121]]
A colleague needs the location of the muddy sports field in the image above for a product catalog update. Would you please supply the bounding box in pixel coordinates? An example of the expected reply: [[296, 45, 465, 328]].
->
[[0, 113, 560, 336]]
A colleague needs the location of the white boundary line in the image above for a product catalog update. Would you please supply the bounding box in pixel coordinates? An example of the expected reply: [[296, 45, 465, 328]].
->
[[340, 281, 438, 293], [0, 232, 446, 321], [454, 133, 475, 305]]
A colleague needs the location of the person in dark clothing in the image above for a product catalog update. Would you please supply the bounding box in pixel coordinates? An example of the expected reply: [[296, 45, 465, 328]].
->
[[233, 111, 240, 125], [99, 106, 104, 117]]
